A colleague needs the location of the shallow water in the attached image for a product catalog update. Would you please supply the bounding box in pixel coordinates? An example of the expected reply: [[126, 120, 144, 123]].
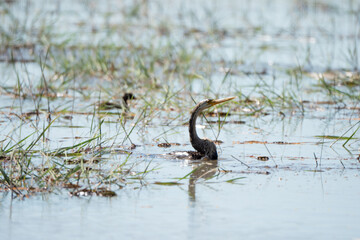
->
[[1, 170, 359, 240], [0, 0, 360, 239]]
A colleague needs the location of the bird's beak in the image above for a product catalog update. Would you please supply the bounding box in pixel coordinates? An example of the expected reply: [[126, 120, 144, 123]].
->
[[209, 96, 236, 106]]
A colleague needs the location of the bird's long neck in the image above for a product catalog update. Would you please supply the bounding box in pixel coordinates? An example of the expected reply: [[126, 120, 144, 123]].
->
[[189, 104, 205, 154]]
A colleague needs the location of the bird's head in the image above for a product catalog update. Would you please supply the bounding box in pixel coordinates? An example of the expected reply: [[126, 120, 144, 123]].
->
[[197, 96, 236, 111], [122, 93, 136, 102]]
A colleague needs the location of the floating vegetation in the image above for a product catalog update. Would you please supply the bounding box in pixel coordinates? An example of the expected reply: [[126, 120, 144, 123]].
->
[[157, 143, 181, 148], [225, 177, 246, 183], [158, 143, 172, 148], [256, 156, 269, 161], [233, 141, 303, 145], [153, 181, 183, 186], [315, 135, 357, 140], [69, 188, 117, 197]]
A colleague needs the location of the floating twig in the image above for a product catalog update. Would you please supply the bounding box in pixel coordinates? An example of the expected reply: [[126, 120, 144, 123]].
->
[[231, 155, 251, 168], [264, 143, 277, 167], [313, 152, 318, 168]]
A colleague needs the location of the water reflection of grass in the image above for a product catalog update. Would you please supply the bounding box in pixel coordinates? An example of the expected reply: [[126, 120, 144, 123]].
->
[[0, 1, 359, 198]]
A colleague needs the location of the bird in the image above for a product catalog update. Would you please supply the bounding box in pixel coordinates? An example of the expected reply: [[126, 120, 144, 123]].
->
[[97, 93, 136, 111], [189, 96, 236, 160]]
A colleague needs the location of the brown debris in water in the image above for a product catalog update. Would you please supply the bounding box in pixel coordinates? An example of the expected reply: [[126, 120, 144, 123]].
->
[[256, 156, 269, 161], [154, 181, 183, 186], [207, 120, 246, 124], [117, 149, 133, 154], [69, 188, 117, 197], [206, 111, 232, 117], [97, 101, 122, 110], [233, 120, 246, 124], [219, 169, 271, 175], [63, 183, 81, 189], [158, 143, 171, 148], [63, 115, 73, 120], [239, 170, 271, 175], [233, 140, 303, 145], [158, 142, 181, 148], [64, 158, 102, 165], [0, 156, 10, 161]]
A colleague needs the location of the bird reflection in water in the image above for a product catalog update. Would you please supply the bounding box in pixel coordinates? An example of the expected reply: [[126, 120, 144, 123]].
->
[[188, 160, 218, 201]]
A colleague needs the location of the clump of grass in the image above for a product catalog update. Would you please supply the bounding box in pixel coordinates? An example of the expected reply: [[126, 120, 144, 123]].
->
[[0, 113, 157, 199]]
